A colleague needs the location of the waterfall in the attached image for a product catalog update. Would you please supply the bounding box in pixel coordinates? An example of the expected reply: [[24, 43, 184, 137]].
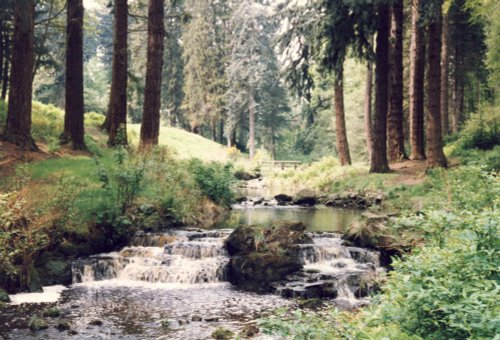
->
[[72, 230, 232, 285], [72, 228, 382, 303]]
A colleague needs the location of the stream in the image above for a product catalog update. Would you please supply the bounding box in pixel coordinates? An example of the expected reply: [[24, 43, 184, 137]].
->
[[1, 202, 382, 339]]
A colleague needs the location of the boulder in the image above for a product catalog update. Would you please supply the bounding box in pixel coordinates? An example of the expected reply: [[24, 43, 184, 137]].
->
[[235, 196, 247, 204], [226, 221, 312, 292], [225, 226, 257, 256], [234, 170, 260, 181], [274, 194, 293, 206], [56, 321, 71, 331], [229, 253, 302, 292], [292, 189, 317, 206]]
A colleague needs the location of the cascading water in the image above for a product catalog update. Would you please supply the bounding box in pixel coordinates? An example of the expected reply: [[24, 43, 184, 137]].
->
[[71, 228, 382, 305], [2, 225, 382, 339], [72, 230, 233, 285]]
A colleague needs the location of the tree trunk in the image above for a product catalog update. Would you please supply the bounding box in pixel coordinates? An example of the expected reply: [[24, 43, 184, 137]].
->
[[387, 0, 406, 162], [248, 100, 255, 161], [1, 46, 8, 100], [369, 4, 390, 173], [1, 28, 9, 100], [140, 0, 165, 149], [219, 118, 224, 144], [211, 120, 217, 141], [334, 72, 351, 166], [62, 0, 86, 150], [440, 12, 449, 136], [107, 0, 128, 146], [0, 24, 3, 85], [365, 60, 373, 161], [271, 128, 276, 160], [425, 8, 447, 168], [2, 0, 37, 150], [409, 0, 426, 160]]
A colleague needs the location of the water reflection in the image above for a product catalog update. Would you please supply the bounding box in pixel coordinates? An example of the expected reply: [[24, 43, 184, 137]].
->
[[214, 206, 359, 232]]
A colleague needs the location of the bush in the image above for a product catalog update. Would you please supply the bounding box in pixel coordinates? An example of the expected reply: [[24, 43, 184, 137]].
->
[[188, 159, 234, 206], [84, 112, 105, 127], [31, 101, 64, 143], [261, 167, 499, 339], [0, 191, 51, 291], [379, 210, 499, 339], [458, 109, 499, 151]]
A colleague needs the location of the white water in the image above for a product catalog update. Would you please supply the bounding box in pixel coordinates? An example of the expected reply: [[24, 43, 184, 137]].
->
[[72, 230, 232, 285], [72, 229, 383, 303], [8, 285, 67, 305]]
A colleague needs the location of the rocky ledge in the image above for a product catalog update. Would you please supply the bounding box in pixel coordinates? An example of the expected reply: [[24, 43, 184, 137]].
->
[[235, 189, 384, 210], [225, 221, 312, 292], [225, 221, 383, 306]]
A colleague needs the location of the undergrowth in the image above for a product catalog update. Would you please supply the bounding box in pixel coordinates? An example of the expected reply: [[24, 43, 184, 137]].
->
[[261, 165, 499, 339]]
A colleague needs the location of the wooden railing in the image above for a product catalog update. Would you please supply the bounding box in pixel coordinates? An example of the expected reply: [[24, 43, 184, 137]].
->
[[260, 160, 302, 170]]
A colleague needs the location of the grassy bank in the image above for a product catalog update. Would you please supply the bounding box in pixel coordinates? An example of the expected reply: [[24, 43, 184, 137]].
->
[[0, 101, 236, 294], [259, 111, 500, 339]]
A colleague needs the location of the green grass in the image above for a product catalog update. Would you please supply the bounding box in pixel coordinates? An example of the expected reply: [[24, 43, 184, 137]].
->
[[128, 124, 250, 167]]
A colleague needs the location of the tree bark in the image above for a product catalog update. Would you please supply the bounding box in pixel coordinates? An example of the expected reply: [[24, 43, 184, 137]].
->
[[271, 128, 276, 160], [1, 26, 9, 100], [365, 60, 373, 161], [334, 72, 351, 166], [425, 8, 447, 168], [107, 0, 128, 146], [409, 0, 426, 160], [140, 0, 165, 149], [248, 100, 255, 161], [1, 44, 8, 100], [387, 0, 407, 162], [62, 0, 86, 150], [219, 118, 224, 144], [2, 0, 37, 150], [369, 4, 390, 173], [440, 12, 449, 136], [211, 120, 217, 141], [0, 24, 3, 85]]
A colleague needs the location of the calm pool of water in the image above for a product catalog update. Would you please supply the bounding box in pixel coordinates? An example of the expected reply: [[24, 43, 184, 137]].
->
[[213, 205, 359, 232]]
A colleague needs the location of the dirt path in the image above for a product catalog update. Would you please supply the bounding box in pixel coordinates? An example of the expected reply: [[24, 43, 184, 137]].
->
[[388, 160, 428, 185]]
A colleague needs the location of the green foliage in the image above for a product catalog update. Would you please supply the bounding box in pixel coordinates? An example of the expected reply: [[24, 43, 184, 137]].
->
[[43, 306, 61, 318], [455, 108, 500, 151], [0, 288, 10, 303], [92, 147, 145, 245], [0, 191, 51, 289], [211, 327, 234, 339], [31, 102, 64, 143], [262, 166, 499, 339], [188, 159, 234, 206], [379, 209, 499, 339], [269, 156, 368, 192], [84, 112, 106, 127], [448, 107, 500, 171], [28, 315, 49, 331]]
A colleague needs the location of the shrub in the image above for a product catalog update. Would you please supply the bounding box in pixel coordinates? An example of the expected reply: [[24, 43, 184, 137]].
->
[[28, 315, 48, 331], [0, 191, 51, 291], [458, 108, 499, 151], [188, 159, 234, 206], [379, 210, 499, 339], [84, 112, 105, 127], [31, 101, 64, 143], [261, 167, 499, 340]]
